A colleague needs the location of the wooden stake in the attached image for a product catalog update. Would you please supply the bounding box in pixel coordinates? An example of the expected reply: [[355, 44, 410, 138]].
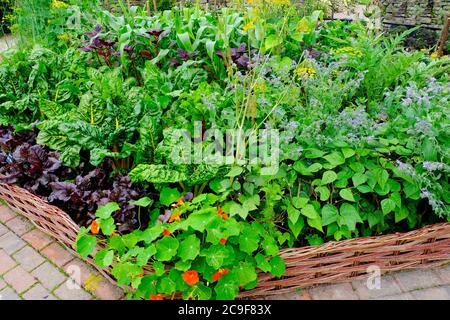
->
[[153, 0, 157, 12], [437, 15, 449, 57]]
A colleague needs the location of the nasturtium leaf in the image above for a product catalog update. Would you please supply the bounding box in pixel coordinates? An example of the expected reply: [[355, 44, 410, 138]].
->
[[109, 236, 126, 255], [131, 276, 142, 290], [239, 228, 260, 255], [321, 170, 337, 184], [184, 208, 216, 232], [234, 262, 258, 286], [269, 256, 286, 277], [381, 198, 396, 215], [130, 197, 153, 207], [178, 235, 201, 261], [301, 204, 319, 219], [339, 188, 356, 202], [340, 203, 362, 231], [352, 173, 367, 187], [215, 274, 239, 300], [321, 204, 339, 226], [76, 235, 96, 258], [153, 261, 166, 276], [191, 283, 212, 300], [174, 260, 192, 271], [136, 275, 158, 298], [202, 244, 230, 269], [136, 245, 156, 266], [141, 224, 164, 243], [160, 187, 181, 206], [122, 233, 138, 249], [155, 236, 179, 261], [111, 262, 142, 286], [261, 237, 279, 256], [255, 253, 272, 272], [95, 248, 114, 267], [157, 277, 176, 295], [99, 217, 115, 236], [96, 202, 120, 219]]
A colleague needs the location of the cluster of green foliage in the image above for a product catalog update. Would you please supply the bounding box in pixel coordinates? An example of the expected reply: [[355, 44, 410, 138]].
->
[[1, 0, 449, 300]]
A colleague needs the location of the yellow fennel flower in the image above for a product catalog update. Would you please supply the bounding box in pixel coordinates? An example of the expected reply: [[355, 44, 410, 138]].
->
[[57, 33, 71, 42], [242, 19, 255, 33], [430, 52, 439, 59], [51, 0, 68, 8], [332, 46, 363, 58], [295, 66, 316, 78]]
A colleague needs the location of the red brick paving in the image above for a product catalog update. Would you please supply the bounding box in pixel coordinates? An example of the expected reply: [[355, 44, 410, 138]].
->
[[0, 205, 124, 300], [41, 242, 74, 267], [22, 228, 53, 250]]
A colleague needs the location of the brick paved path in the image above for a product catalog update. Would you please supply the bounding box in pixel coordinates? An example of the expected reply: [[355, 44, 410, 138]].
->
[[263, 265, 450, 300], [1, 202, 450, 300], [0, 205, 123, 300]]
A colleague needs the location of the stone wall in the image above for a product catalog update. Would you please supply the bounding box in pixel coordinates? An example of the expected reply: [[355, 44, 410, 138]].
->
[[380, 0, 450, 30]]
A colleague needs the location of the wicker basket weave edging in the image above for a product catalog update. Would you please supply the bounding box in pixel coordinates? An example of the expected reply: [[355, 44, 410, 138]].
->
[[1, 179, 449, 298]]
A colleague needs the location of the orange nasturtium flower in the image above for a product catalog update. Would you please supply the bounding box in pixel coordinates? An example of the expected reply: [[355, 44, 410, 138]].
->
[[217, 207, 229, 219], [90, 220, 100, 234], [172, 197, 184, 208], [169, 211, 181, 223], [149, 294, 164, 300], [182, 270, 199, 286], [212, 268, 229, 282], [219, 238, 227, 245], [163, 229, 171, 237]]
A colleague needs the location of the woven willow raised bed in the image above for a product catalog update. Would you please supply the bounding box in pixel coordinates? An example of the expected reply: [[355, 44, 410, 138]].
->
[[1, 179, 449, 298]]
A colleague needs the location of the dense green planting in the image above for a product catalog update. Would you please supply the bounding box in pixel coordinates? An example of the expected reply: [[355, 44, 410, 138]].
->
[[0, 1, 449, 300]]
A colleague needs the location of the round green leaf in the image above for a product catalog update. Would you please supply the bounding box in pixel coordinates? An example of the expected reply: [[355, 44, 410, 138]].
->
[[178, 235, 201, 261], [155, 237, 179, 261]]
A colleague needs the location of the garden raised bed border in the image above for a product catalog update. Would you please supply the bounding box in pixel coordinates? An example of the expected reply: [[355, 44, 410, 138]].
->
[[1, 177, 449, 298]]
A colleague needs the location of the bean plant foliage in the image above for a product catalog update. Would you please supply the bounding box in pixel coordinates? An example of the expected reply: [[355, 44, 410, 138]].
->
[[1, 0, 449, 300]]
